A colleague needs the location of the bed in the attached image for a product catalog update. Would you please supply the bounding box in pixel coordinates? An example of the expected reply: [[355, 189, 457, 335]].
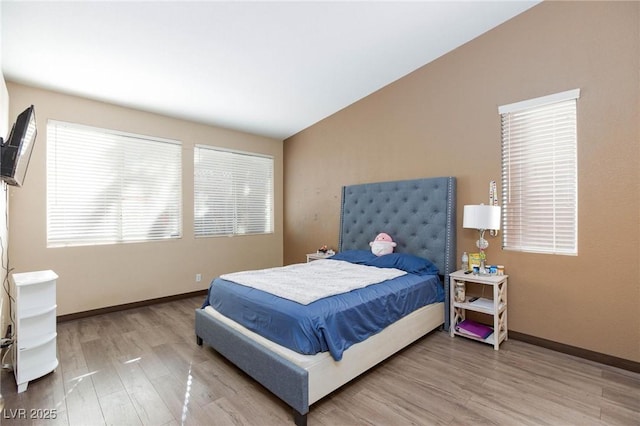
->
[[195, 176, 456, 425]]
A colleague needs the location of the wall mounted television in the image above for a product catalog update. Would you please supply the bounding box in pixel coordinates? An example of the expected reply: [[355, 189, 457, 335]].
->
[[1, 105, 37, 187]]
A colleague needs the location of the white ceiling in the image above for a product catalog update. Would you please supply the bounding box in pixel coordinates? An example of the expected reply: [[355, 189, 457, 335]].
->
[[1, 1, 539, 140]]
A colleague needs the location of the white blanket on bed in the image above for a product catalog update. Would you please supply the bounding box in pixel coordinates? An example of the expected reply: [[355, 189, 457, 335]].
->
[[220, 259, 406, 305]]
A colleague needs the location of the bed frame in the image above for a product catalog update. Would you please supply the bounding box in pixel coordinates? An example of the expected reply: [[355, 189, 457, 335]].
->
[[195, 176, 456, 425]]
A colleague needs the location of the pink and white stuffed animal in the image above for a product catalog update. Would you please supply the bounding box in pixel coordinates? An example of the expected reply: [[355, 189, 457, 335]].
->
[[369, 232, 397, 256]]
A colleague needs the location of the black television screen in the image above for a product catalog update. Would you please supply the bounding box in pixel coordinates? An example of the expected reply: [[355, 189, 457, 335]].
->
[[1, 105, 37, 187]]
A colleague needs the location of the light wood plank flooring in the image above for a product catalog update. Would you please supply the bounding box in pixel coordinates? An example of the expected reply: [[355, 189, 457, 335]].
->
[[1, 296, 638, 425]]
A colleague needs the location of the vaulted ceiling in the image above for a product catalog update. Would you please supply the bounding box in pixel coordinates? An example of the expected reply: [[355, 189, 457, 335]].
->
[[2, 1, 539, 139]]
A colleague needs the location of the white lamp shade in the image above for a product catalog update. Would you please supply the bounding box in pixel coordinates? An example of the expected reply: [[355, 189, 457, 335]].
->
[[463, 205, 501, 230]]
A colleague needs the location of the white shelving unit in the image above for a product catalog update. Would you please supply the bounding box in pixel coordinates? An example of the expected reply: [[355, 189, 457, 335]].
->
[[449, 270, 508, 350], [11, 270, 58, 393]]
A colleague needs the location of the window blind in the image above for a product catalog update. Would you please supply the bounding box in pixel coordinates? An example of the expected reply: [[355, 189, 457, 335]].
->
[[47, 121, 182, 247], [194, 145, 273, 237], [499, 89, 579, 255]]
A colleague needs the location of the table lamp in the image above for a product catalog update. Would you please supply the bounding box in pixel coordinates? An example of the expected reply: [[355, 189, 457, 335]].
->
[[463, 204, 501, 273]]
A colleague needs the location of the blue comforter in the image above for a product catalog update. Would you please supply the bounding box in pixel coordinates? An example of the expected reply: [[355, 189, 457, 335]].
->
[[202, 250, 444, 361]]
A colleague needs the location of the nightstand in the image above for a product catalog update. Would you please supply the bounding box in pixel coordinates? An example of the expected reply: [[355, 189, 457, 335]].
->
[[306, 252, 333, 262], [449, 270, 508, 350]]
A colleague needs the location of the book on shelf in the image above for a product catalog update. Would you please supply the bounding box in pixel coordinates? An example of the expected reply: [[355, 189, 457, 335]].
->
[[468, 252, 483, 268], [455, 319, 493, 339], [469, 298, 494, 310]]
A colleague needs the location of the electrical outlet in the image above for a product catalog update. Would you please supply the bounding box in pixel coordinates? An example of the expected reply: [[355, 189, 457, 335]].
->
[[195, 273, 202, 283]]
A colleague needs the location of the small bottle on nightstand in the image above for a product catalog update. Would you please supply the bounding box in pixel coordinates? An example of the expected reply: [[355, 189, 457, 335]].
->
[[461, 252, 469, 272]]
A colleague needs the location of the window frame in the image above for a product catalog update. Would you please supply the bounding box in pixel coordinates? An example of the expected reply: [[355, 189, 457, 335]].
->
[[499, 89, 580, 256], [46, 120, 183, 247], [193, 144, 274, 238]]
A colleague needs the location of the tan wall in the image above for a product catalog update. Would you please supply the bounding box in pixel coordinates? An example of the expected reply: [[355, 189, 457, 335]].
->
[[284, 1, 640, 362], [6, 83, 283, 317]]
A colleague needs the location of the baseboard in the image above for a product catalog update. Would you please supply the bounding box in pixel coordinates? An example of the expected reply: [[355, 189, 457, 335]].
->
[[57, 289, 208, 323], [510, 331, 640, 374]]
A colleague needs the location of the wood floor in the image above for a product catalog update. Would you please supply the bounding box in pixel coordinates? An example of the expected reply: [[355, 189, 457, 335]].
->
[[1, 296, 638, 425]]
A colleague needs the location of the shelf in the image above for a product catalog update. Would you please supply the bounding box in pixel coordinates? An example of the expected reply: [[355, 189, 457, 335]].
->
[[27, 358, 59, 381], [11, 270, 58, 393], [12, 270, 58, 287], [19, 332, 57, 351], [453, 297, 505, 315], [453, 329, 494, 344], [20, 304, 57, 320], [450, 271, 508, 283], [449, 270, 508, 350], [452, 327, 508, 347]]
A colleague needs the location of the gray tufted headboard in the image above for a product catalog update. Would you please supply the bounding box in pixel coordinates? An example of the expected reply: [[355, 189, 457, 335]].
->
[[338, 177, 457, 329]]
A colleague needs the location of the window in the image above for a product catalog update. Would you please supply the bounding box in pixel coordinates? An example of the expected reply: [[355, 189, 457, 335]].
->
[[47, 121, 182, 247], [499, 89, 579, 255], [194, 145, 273, 237]]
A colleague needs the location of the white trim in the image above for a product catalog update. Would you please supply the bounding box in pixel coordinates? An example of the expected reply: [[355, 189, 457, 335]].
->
[[195, 143, 273, 160], [498, 88, 580, 114], [48, 119, 180, 146]]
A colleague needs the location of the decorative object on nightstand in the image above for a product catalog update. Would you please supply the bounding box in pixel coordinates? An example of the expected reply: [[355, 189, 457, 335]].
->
[[449, 270, 508, 350], [463, 204, 500, 274], [468, 252, 482, 271], [454, 280, 466, 303]]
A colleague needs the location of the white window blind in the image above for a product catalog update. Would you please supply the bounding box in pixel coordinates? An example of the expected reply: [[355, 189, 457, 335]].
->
[[499, 89, 579, 255], [194, 145, 273, 237], [47, 121, 182, 247]]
